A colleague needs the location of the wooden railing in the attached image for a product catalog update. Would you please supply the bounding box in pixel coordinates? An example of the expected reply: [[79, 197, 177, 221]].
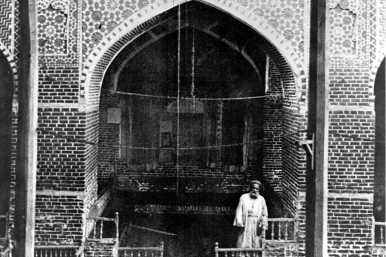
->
[[0, 213, 11, 257], [263, 218, 297, 243], [214, 217, 297, 257], [215, 242, 265, 257], [0, 245, 12, 257], [374, 221, 386, 246], [87, 212, 119, 244], [35, 245, 79, 257], [117, 242, 164, 257]]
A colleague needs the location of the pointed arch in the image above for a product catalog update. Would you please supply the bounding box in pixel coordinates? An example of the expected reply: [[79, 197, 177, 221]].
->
[[81, 0, 306, 106]]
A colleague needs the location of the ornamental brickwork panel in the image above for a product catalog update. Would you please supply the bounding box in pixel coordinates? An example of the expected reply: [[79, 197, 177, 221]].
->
[[38, 1, 69, 55], [329, 0, 358, 57], [329, 0, 373, 68], [81, 0, 306, 65], [0, 0, 14, 53], [38, 0, 80, 66]]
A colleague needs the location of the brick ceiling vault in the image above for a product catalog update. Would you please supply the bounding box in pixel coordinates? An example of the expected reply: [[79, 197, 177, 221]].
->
[[110, 6, 267, 87]]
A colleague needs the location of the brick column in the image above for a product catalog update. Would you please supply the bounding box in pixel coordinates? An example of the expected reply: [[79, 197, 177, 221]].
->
[[327, 68, 375, 255]]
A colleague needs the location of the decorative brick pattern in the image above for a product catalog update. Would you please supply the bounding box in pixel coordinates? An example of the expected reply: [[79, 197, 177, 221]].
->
[[377, 0, 386, 53], [10, 109, 18, 189], [38, 0, 80, 66], [368, 0, 376, 65], [376, 1, 386, 70], [0, 44, 19, 90], [329, 0, 372, 68], [81, 0, 305, 64], [13, 0, 19, 63], [81, 0, 306, 106], [0, 0, 14, 52], [38, 0, 69, 55], [329, 0, 358, 57]]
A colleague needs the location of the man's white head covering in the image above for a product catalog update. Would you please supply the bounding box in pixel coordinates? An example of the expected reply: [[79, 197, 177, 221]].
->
[[249, 180, 261, 187]]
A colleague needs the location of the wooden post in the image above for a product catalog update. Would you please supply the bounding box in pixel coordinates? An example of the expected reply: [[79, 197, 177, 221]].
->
[[306, 0, 329, 256], [115, 212, 119, 245], [215, 101, 223, 166], [0, 53, 15, 239], [14, 0, 38, 256]]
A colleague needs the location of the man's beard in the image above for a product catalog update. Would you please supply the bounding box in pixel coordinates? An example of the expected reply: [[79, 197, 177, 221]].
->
[[250, 192, 258, 199]]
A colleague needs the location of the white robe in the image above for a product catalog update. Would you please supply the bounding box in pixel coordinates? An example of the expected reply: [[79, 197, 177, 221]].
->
[[233, 193, 268, 248]]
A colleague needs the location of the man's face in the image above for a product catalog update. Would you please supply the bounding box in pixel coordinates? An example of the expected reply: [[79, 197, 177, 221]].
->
[[250, 184, 260, 198]]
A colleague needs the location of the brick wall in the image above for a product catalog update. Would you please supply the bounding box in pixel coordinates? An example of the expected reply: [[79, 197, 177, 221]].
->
[[33, 60, 88, 245], [84, 108, 100, 213], [330, 68, 372, 107], [35, 107, 88, 244], [39, 67, 80, 103], [263, 61, 283, 195], [84, 241, 115, 257], [35, 194, 84, 245], [4, 1, 381, 255], [37, 108, 85, 191], [289, 66, 376, 256], [98, 92, 121, 181], [328, 194, 373, 256], [281, 108, 304, 215], [261, 59, 306, 216], [329, 109, 374, 193], [329, 68, 374, 195], [327, 67, 375, 255]]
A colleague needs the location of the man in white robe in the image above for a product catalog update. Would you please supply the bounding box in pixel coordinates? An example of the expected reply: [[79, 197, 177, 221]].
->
[[233, 180, 268, 249]]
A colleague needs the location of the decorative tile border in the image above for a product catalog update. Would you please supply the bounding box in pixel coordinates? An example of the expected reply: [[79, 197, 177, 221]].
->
[[0, 41, 18, 86]]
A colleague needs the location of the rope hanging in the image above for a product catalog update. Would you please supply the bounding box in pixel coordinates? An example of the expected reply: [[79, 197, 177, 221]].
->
[[99, 140, 263, 151], [191, 26, 195, 100], [176, 3, 181, 195], [36, 128, 379, 147], [103, 89, 274, 101]]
